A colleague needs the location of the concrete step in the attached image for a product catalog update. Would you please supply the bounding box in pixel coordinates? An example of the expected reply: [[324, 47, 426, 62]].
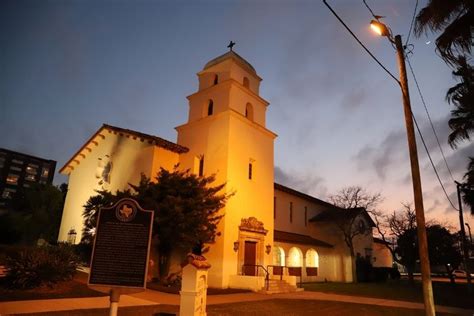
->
[[258, 279, 302, 294]]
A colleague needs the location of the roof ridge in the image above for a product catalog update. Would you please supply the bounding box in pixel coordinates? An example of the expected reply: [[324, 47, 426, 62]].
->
[[274, 182, 341, 210]]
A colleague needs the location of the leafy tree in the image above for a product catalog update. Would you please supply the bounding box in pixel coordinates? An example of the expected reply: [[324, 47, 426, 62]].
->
[[384, 204, 462, 282], [415, 1, 474, 203], [82, 167, 229, 278], [81, 189, 132, 244], [3, 183, 66, 245], [462, 158, 474, 214], [415, 0, 473, 66], [445, 57, 474, 148], [427, 225, 462, 277]]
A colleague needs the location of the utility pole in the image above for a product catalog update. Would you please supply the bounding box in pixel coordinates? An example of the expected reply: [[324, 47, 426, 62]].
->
[[395, 34, 435, 316], [456, 181, 472, 290]]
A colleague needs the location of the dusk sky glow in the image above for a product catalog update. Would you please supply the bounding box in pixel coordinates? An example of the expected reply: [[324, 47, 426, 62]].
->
[[1, 0, 473, 230]]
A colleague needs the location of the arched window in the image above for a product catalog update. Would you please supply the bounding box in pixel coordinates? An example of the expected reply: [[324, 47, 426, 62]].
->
[[305, 249, 319, 268], [213, 74, 219, 85], [288, 247, 303, 267], [243, 77, 249, 88], [245, 103, 253, 121], [207, 100, 214, 116], [273, 247, 285, 266]]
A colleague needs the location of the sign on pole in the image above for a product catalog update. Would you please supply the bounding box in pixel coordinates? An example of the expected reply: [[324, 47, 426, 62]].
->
[[88, 198, 154, 298]]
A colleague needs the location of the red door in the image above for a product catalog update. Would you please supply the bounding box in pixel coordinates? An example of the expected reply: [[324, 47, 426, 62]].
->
[[243, 241, 257, 276]]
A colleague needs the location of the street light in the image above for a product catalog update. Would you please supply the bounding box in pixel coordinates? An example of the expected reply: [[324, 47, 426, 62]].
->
[[370, 20, 435, 316], [370, 20, 389, 37]]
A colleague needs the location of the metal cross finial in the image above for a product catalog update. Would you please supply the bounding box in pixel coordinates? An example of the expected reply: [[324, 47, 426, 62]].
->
[[227, 41, 236, 51]]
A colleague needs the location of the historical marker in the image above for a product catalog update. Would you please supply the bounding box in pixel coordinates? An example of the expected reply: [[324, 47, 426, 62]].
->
[[88, 198, 154, 290]]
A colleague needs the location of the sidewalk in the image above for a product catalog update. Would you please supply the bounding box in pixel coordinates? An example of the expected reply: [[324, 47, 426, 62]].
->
[[1, 288, 474, 315]]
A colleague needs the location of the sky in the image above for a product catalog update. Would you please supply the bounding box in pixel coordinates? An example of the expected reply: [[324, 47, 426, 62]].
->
[[1, 0, 473, 231]]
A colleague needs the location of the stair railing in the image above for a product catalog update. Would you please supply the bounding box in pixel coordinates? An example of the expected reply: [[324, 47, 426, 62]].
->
[[267, 265, 303, 288], [241, 264, 270, 291]]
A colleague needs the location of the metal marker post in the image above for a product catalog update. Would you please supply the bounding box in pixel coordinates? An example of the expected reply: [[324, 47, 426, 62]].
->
[[109, 288, 120, 316]]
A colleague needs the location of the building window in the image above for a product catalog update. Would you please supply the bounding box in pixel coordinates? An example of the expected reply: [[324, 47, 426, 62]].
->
[[213, 74, 218, 85], [199, 156, 204, 177], [243, 77, 249, 88], [2, 188, 16, 199], [10, 166, 22, 172], [0, 157, 5, 168], [26, 164, 38, 174], [6, 174, 19, 185], [25, 174, 36, 181], [290, 202, 293, 223], [207, 100, 214, 116], [274, 197, 276, 219], [304, 206, 307, 226], [12, 159, 24, 165], [248, 162, 253, 180], [245, 103, 254, 121], [41, 167, 50, 178]]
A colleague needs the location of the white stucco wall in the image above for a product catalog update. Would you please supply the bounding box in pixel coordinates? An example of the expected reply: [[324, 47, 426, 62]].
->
[[58, 127, 179, 242]]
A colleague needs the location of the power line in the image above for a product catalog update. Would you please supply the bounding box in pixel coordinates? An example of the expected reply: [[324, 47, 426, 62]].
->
[[324, 0, 458, 210], [405, 0, 418, 46], [362, 0, 378, 20], [322, 0, 400, 84], [412, 113, 459, 210], [406, 56, 457, 183]]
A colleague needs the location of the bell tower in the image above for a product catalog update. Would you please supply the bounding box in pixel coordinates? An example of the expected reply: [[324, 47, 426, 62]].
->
[[176, 48, 276, 288]]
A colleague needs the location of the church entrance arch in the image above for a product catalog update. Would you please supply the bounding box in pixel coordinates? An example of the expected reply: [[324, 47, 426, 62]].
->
[[237, 217, 268, 276]]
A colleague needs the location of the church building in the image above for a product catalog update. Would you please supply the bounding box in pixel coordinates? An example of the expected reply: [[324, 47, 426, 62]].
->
[[58, 49, 384, 291]]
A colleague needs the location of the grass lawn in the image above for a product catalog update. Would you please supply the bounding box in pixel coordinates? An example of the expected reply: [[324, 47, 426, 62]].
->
[[0, 271, 106, 302], [0, 279, 107, 302], [207, 299, 453, 316], [303, 280, 474, 309]]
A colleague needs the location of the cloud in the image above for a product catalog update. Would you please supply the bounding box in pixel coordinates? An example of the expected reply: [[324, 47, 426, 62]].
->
[[274, 166, 328, 199], [340, 87, 369, 110], [355, 113, 472, 182], [355, 129, 406, 180]]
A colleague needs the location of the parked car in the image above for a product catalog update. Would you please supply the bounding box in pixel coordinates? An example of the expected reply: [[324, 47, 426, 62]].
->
[[451, 269, 474, 278]]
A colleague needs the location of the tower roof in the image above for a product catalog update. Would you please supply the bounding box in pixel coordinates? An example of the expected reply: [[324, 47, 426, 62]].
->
[[203, 51, 257, 76]]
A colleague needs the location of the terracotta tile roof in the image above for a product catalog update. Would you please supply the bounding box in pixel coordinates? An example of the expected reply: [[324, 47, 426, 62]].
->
[[309, 207, 376, 227], [60, 124, 188, 174], [274, 230, 333, 248], [103, 124, 188, 154], [274, 183, 340, 210]]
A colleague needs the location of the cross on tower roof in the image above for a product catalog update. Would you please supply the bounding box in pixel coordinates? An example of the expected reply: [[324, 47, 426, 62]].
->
[[227, 41, 236, 51]]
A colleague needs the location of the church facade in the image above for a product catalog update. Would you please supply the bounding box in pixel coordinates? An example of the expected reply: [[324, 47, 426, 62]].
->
[[58, 50, 384, 290]]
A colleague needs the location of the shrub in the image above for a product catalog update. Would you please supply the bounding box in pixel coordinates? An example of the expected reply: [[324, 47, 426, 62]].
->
[[73, 243, 92, 266], [389, 267, 401, 280], [372, 267, 390, 282], [5, 243, 79, 289]]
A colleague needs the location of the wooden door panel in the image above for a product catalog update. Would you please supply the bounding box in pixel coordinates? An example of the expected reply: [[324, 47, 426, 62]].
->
[[243, 241, 257, 276]]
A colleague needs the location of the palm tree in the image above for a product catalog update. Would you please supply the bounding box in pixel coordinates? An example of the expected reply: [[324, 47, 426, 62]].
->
[[415, 0, 473, 66], [446, 57, 474, 148], [463, 157, 474, 214]]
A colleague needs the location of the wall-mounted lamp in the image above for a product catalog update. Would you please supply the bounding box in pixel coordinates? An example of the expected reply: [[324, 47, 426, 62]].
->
[[265, 244, 272, 255], [233, 241, 239, 252], [67, 228, 77, 244]]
